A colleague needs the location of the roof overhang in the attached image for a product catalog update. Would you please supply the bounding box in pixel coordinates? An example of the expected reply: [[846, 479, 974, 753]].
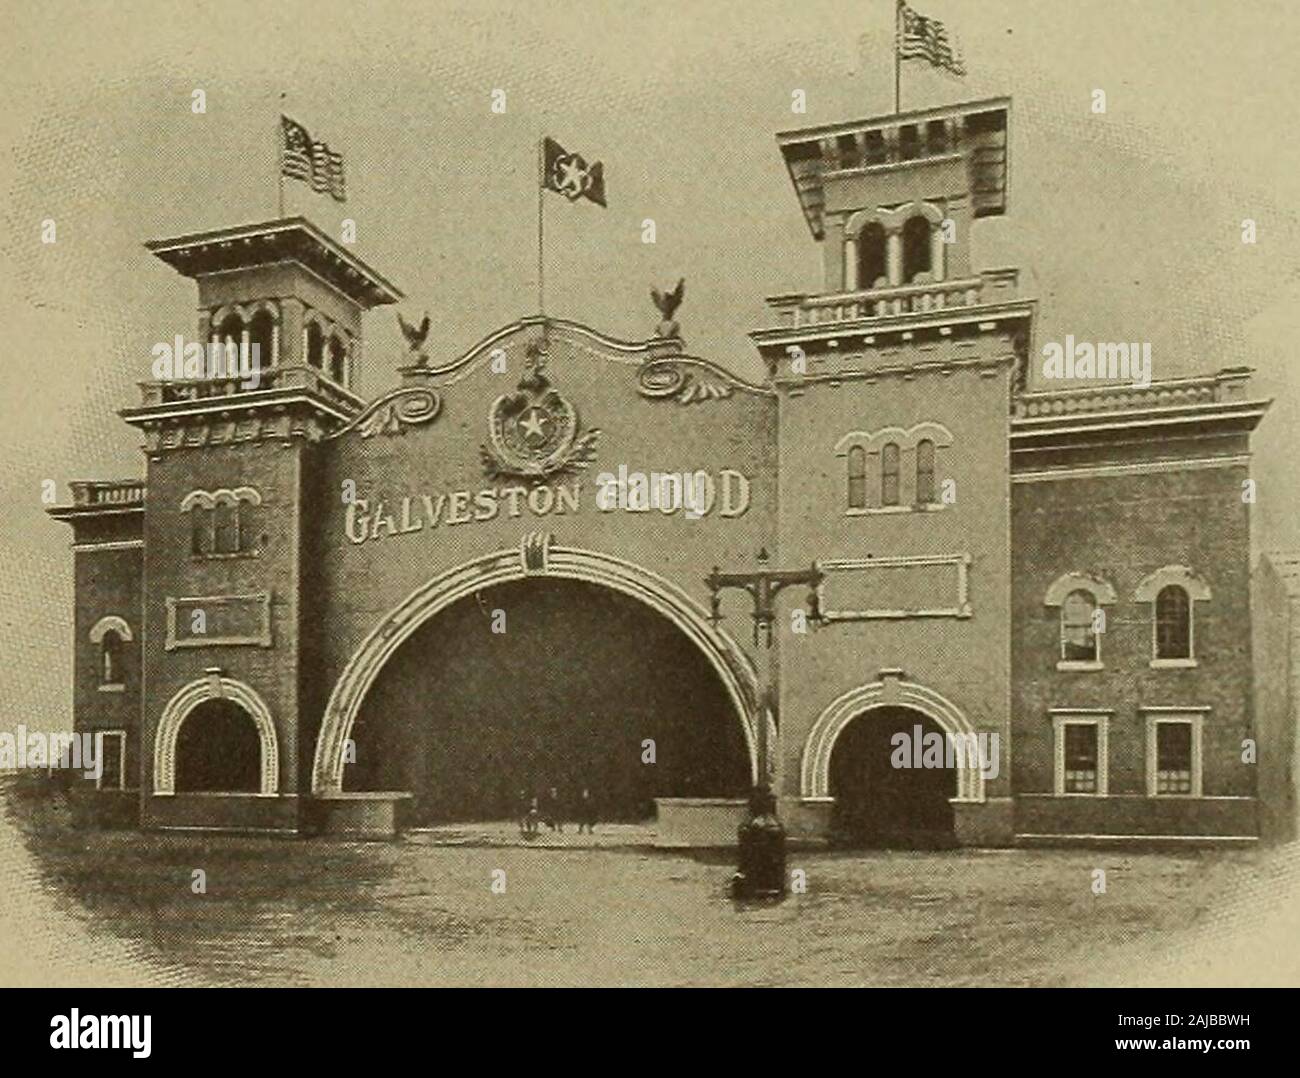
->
[[145, 217, 403, 309]]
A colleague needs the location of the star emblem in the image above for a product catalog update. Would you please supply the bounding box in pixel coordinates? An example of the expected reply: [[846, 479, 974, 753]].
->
[[519, 407, 550, 443]]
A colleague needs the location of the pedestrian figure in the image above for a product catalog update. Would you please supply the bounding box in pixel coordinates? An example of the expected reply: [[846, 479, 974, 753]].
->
[[546, 785, 564, 832], [527, 795, 540, 835], [576, 787, 597, 834], [516, 788, 530, 835]]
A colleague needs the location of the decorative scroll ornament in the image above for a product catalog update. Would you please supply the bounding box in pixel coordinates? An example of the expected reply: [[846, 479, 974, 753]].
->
[[480, 339, 599, 482], [329, 387, 442, 439], [637, 358, 734, 404]]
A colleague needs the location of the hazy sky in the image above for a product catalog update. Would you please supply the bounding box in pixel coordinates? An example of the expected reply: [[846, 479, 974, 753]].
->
[[2, 0, 1298, 726]]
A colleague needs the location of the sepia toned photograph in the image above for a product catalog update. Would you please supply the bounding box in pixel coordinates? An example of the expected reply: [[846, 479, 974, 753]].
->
[[2, 0, 1298, 1020]]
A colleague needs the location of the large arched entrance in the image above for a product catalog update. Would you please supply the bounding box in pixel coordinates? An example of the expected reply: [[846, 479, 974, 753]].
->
[[344, 576, 751, 823], [828, 706, 955, 847], [314, 544, 762, 823]]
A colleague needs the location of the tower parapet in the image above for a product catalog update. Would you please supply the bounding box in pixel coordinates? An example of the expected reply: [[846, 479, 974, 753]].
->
[[754, 97, 1031, 395], [128, 217, 403, 451]]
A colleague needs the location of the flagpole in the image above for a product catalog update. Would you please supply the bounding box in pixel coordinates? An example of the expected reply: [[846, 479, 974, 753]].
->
[[894, 0, 902, 114], [536, 137, 546, 316], [277, 93, 286, 218]]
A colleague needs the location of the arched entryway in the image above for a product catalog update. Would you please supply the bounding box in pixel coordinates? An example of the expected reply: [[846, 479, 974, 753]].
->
[[313, 544, 764, 820], [344, 576, 752, 824], [828, 706, 955, 847], [153, 676, 280, 795], [801, 676, 984, 847]]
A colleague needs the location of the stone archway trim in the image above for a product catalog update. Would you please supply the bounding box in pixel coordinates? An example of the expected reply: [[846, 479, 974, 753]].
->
[[801, 678, 985, 802], [311, 545, 766, 795], [153, 676, 280, 796]]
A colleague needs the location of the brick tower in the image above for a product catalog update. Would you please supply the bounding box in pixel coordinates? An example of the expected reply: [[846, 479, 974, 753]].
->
[[751, 98, 1035, 844], [120, 217, 401, 831]]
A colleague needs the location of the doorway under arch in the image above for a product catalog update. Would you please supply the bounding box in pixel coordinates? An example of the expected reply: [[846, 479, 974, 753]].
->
[[175, 699, 263, 793], [828, 705, 956, 847]]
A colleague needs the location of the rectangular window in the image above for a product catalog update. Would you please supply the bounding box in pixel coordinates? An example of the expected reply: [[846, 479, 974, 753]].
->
[[97, 730, 126, 791], [1145, 713, 1204, 797], [1155, 722, 1193, 794], [1053, 713, 1109, 795], [1063, 724, 1098, 793]]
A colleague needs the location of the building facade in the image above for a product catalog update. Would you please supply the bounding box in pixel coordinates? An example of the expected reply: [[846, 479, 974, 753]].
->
[[49, 97, 1286, 846]]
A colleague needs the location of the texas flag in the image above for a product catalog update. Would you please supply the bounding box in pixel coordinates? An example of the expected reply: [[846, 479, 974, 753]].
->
[[541, 136, 606, 207]]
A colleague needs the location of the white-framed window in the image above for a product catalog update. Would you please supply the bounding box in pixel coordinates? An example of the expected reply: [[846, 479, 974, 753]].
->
[[1144, 711, 1205, 797], [97, 730, 127, 791], [1134, 566, 1210, 669], [1154, 585, 1191, 661], [1044, 573, 1116, 672], [1060, 589, 1100, 665], [88, 616, 131, 692], [1052, 712, 1110, 796]]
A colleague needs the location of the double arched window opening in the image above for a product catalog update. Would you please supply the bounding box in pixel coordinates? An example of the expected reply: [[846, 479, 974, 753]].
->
[[847, 203, 946, 292]]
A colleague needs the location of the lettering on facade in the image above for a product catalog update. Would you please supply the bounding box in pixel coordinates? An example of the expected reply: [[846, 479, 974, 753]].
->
[[344, 470, 752, 544]]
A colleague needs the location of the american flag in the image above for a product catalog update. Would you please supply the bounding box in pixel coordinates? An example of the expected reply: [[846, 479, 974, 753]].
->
[[281, 115, 347, 202], [897, 2, 966, 77]]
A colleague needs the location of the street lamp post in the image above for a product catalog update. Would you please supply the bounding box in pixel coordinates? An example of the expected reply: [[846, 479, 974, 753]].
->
[[706, 548, 823, 899]]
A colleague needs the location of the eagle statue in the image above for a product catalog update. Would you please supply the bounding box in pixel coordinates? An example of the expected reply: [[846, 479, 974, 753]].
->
[[397, 310, 431, 366], [650, 278, 685, 338]]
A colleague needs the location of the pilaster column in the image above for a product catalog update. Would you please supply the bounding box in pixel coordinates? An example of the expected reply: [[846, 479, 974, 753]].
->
[[844, 234, 859, 292], [885, 228, 903, 286], [930, 223, 946, 282], [280, 297, 305, 367]]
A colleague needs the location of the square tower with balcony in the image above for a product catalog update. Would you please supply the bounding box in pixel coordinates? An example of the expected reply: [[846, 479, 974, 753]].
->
[[120, 218, 400, 832], [753, 98, 1034, 846]]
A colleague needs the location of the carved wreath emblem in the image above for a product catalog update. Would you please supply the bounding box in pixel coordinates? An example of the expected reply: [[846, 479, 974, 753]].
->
[[480, 340, 599, 482]]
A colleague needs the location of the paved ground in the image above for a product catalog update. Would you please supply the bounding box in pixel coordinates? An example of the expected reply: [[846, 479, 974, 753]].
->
[[409, 820, 659, 848], [5, 791, 1298, 986]]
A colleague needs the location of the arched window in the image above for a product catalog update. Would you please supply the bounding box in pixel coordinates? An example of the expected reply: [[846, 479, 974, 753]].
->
[[881, 442, 900, 506], [213, 500, 240, 555], [216, 314, 243, 379], [190, 506, 210, 555], [248, 309, 275, 369], [100, 630, 123, 687], [1155, 585, 1191, 660], [857, 222, 887, 290], [1061, 590, 1099, 662], [306, 321, 325, 369], [915, 439, 935, 505], [902, 215, 932, 283], [847, 445, 867, 509], [328, 335, 347, 385]]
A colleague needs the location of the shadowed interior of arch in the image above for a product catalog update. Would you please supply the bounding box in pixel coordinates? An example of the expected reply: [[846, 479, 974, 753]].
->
[[174, 699, 262, 793], [342, 577, 751, 824], [828, 705, 956, 849]]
